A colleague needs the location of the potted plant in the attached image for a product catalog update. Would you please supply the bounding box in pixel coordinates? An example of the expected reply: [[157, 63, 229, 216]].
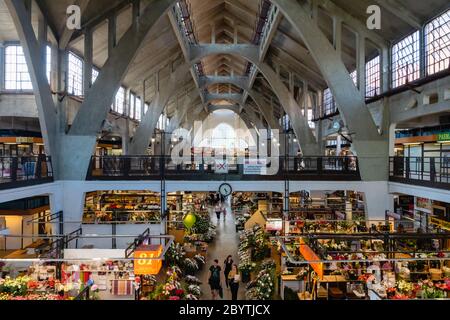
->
[[183, 258, 199, 276]]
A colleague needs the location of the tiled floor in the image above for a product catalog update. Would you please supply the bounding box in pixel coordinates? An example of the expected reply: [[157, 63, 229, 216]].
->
[[198, 205, 246, 301]]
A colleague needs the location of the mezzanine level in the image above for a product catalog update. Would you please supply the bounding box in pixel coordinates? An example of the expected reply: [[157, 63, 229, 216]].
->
[[389, 157, 450, 190], [87, 156, 361, 181]]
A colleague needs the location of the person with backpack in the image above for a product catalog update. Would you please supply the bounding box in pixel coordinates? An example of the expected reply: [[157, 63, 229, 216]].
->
[[208, 259, 222, 300]]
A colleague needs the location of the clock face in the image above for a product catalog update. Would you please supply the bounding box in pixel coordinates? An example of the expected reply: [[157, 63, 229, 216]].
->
[[219, 183, 232, 197]]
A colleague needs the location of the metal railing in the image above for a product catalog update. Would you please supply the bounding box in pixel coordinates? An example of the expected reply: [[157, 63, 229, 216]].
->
[[0, 155, 53, 190], [87, 155, 361, 181], [389, 156, 450, 189]]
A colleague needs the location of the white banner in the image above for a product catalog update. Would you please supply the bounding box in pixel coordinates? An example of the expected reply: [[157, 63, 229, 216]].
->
[[244, 159, 267, 175]]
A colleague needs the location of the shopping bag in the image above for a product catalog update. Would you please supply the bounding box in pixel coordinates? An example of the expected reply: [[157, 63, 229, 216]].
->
[[219, 285, 224, 299]]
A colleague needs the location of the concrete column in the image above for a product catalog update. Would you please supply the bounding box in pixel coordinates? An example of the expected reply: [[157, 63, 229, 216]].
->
[[50, 182, 87, 235], [108, 15, 116, 57], [302, 81, 308, 118], [388, 123, 397, 157], [132, 0, 140, 24], [289, 72, 294, 94], [333, 16, 342, 57], [357, 33, 366, 93], [381, 46, 389, 93], [122, 119, 130, 155], [0, 43, 5, 91], [419, 27, 426, 78], [56, 49, 68, 133], [336, 135, 342, 155], [362, 182, 391, 221], [84, 28, 93, 95], [37, 12, 47, 72]]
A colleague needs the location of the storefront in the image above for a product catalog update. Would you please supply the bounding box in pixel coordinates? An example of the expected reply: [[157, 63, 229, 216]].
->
[[0, 131, 45, 156], [0, 196, 52, 253], [83, 191, 161, 223]]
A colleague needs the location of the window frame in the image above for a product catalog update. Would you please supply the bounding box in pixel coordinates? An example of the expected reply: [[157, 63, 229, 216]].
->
[[4, 44, 33, 92], [365, 55, 381, 98], [391, 30, 421, 88], [67, 51, 84, 96]]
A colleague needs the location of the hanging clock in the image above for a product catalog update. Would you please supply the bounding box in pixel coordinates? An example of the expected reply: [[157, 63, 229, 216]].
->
[[219, 183, 233, 197]]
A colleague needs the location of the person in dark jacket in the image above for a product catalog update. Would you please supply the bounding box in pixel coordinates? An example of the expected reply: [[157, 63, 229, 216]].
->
[[223, 255, 233, 288]]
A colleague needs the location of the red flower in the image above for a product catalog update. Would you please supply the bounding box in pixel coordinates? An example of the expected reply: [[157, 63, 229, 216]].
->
[[169, 296, 181, 300], [175, 289, 185, 297]]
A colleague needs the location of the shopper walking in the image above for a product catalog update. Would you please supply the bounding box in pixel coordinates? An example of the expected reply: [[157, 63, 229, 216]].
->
[[223, 255, 234, 288], [208, 259, 222, 300], [215, 202, 222, 220], [222, 202, 227, 220], [228, 264, 240, 300]]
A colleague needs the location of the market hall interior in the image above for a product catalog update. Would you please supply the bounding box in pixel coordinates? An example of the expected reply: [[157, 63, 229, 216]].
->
[[0, 0, 449, 301]]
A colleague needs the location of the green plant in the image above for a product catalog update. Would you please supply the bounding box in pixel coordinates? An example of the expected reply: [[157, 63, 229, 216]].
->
[[183, 258, 199, 275], [165, 243, 185, 267]]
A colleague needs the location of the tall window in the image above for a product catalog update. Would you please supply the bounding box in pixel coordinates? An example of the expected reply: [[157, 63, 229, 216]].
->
[[322, 88, 336, 116], [115, 87, 125, 114], [135, 97, 142, 121], [157, 114, 168, 131], [392, 31, 420, 87], [129, 92, 136, 118], [46, 46, 51, 83], [350, 70, 357, 86], [92, 68, 99, 84], [307, 109, 315, 129], [282, 114, 291, 132], [4, 45, 32, 90], [425, 9, 450, 75], [144, 103, 149, 114], [68, 52, 83, 96], [365, 55, 380, 97]]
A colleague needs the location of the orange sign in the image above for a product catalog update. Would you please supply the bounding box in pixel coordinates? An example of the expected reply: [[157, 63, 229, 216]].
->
[[134, 245, 163, 275], [299, 239, 323, 280]]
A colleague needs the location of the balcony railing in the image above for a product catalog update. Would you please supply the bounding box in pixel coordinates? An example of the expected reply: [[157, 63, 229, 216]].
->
[[389, 156, 450, 190], [0, 155, 53, 190], [87, 156, 360, 181]]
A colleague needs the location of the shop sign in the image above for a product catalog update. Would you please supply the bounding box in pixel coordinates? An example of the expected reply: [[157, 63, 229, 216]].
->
[[416, 197, 432, 210], [429, 216, 450, 231], [16, 137, 34, 143], [244, 159, 267, 175], [437, 132, 450, 142], [266, 218, 283, 231], [134, 245, 163, 275]]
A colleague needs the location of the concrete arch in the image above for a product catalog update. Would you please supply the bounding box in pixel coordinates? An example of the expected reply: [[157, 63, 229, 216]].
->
[[189, 44, 320, 155], [128, 62, 191, 155], [200, 76, 281, 131]]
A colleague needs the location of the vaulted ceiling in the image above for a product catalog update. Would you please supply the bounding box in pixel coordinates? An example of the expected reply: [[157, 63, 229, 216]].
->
[[1, 0, 449, 121]]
